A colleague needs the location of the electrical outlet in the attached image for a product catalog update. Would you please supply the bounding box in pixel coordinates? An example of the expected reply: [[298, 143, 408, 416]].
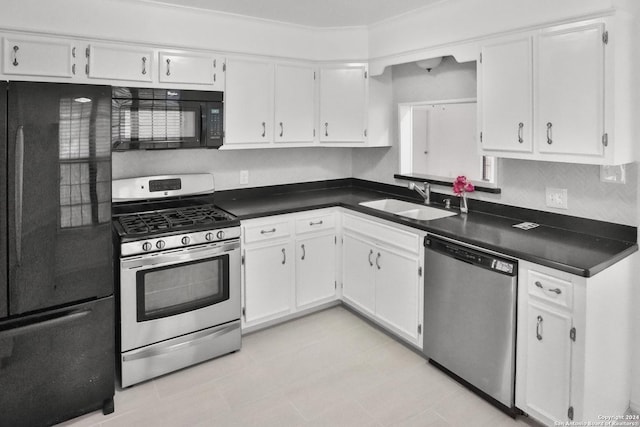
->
[[545, 187, 568, 209], [240, 170, 249, 185]]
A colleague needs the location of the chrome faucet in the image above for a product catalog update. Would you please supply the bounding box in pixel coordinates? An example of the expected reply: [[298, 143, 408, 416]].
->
[[409, 182, 430, 204]]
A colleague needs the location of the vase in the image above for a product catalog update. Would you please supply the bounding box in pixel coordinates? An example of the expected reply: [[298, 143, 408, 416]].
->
[[460, 193, 468, 214]]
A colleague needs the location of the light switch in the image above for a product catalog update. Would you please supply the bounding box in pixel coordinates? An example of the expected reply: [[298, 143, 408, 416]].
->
[[240, 170, 249, 185], [545, 187, 568, 209]]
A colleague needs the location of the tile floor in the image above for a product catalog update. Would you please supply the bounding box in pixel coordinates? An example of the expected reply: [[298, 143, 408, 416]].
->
[[58, 306, 542, 427]]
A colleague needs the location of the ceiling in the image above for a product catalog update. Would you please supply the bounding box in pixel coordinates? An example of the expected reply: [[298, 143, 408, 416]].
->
[[137, 0, 446, 28]]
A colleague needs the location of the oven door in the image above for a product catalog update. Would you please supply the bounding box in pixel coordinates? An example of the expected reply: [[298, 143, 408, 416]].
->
[[119, 240, 240, 352], [112, 99, 202, 150]]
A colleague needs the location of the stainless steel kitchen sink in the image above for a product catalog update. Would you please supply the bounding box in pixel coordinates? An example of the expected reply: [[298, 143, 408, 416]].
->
[[359, 199, 457, 221]]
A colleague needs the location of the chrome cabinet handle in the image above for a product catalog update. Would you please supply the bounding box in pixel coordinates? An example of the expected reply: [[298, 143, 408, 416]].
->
[[536, 315, 543, 341], [546, 122, 553, 144], [535, 281, 562, 295], [166, 58, 171, 76], [281, 248, 286, 265], [279, 122, 284, 137], [72, 64, 76, 75], [261, 122, 266, 138], [376, 253, 381, 270], [260, 228, 276, 234], [142, 57, 147, 75], [518, 122, 524, 143], [324, 122, 329, 137], [309, 220, 323, 226], [12, 45, 19, 66], [301, 244, 306, 260], [368, 249, 373, 266], [15, 126, 24, 264]]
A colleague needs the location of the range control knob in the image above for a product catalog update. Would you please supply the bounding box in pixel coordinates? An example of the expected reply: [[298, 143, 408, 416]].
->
[[142, 242, 152, 252], [216, 230, 225, 240], [205, 232, 214, 241], [181, 236, 191, 245], [156, 240, 166, 250]]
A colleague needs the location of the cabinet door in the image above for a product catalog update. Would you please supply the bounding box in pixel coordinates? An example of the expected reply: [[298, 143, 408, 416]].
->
[[295, 234, 336, 308], [87, 44, 153, 82], [225, 58, 274, 145], [374, 246, 421, 344], [536, 22, 605, 157], [525, 301, 572, 422], [479, 37, 533, 153], [274, 64, 315, 144], [342, 233, 375, 315], [244, 242, 293, 324], [158, 51, 220, 86], [319, 66, 367, 143], [3, 37, 76, 78]]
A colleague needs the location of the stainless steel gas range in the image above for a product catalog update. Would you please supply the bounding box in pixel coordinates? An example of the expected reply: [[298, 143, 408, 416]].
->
[[112, 174, 241, 387]]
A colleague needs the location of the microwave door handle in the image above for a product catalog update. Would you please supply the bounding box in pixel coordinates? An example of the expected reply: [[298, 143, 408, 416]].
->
[[15, 126, 24, 265]]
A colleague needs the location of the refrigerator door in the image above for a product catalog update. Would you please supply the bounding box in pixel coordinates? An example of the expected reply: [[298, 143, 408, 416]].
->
[[0, 296, 115, 426], [7, 82, 112, 315], [0, 82, 6, 319]]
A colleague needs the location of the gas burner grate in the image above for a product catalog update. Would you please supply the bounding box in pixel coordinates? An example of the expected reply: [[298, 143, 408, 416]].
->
[[118, 205, 235, 235]]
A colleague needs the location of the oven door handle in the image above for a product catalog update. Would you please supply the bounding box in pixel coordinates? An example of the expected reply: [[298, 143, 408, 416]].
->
[[122, 241, 240, 270]]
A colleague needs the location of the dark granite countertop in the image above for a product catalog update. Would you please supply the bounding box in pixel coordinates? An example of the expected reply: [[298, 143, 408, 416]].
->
[[216, 179, 637, 277]]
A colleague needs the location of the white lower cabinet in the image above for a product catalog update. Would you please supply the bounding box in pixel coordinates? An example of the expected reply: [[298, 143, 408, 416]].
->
[[342, 212, 423, 348], [295, 233, 336, 309], [342, 233, 376, 315], [524, 300, 572, 422], [241, 210, 338, 330], [243, 241, 294, 325], [516, 258, 634, 425]]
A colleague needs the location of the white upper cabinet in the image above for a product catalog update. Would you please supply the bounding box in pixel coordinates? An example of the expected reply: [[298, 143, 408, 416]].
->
[[479, 17, 635, 165], [224, 58, 317, 148], [158, 51, 224, 89], [319, 65, 368, 144], [87, 43, 154, 82], [3, 36, 77, 78], [274, 64, 315, 144], [479, 36, 533, 153], [225, 58, 275, 145], [535, 22, 605, 157]]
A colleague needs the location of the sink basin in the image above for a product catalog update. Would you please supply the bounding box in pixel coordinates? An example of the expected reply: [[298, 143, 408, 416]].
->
[[359, 199, 457, 221], [395, 208, 457, 221]]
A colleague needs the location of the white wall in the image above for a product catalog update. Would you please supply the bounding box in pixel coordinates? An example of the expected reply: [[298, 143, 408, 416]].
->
[[368, 0, 616, 62], [0, 0, 368, 61]]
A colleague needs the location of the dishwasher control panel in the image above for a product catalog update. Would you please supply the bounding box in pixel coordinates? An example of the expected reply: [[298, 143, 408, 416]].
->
[[425, 236, 517, 276]]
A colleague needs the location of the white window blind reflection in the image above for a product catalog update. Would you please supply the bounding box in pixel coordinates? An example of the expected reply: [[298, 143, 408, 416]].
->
[[59, 97, 110, 228]]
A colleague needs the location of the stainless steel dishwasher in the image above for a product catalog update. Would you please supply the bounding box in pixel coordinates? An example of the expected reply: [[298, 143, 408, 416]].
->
[[423, 235, 517, 413]]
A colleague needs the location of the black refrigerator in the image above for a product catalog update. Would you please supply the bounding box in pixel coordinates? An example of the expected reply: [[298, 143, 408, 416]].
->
[[0, 81, 115, 426]]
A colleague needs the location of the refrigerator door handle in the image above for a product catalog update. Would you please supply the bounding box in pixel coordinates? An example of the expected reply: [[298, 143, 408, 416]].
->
[[0, 308, 91, 339], [14, 125, 24, 265]]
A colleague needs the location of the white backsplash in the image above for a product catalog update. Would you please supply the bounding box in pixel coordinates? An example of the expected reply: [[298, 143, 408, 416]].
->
[[112, 147, 353, 191]]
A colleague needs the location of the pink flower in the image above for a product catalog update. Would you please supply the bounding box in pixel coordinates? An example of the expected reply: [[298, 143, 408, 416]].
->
[[453, 176, 475, 196]]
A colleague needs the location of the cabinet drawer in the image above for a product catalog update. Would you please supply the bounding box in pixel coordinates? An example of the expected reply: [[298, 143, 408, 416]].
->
[[343, 213, 419, 254], [295, 213, 335, 235], [527, 270, 572, 310], [244, 220, 290, 243]]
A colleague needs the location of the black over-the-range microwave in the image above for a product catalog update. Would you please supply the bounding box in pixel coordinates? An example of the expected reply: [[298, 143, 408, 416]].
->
[[111, 87, 224, 151]]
